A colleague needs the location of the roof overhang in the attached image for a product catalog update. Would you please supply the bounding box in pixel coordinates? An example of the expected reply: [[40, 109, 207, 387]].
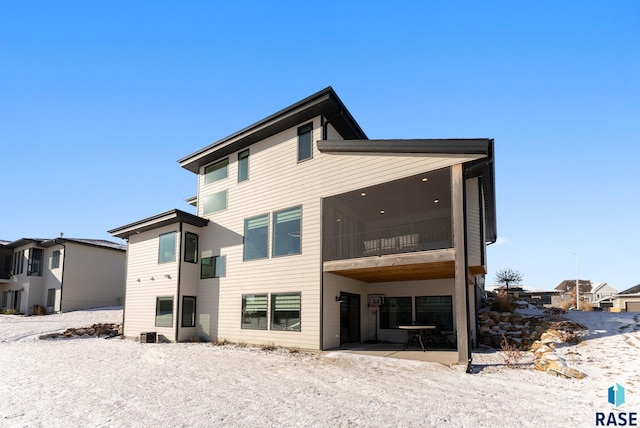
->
[[178, 87, 367, 174], [2, 238, 45, 249], [317, 138, 497, 245], [108, 209, 209, 239]]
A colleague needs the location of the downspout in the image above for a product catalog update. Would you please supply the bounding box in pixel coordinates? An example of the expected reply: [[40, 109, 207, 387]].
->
[[175, 222, 183, 342], [462, 172, 473, 374], [56, 240, 67, 313]]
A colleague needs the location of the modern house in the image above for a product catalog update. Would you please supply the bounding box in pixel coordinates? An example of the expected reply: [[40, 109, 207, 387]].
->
[[610, 284, 640, 312], [0, 237, 126, 315], [551, 280, 618, 309], [109, 87, 497, 364]]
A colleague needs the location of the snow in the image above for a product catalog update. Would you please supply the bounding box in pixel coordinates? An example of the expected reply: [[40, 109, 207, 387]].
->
[[1, 307, 639, 427]]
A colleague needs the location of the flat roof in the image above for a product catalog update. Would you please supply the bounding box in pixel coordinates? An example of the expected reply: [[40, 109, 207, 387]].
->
[[108, 209, 209, 239]]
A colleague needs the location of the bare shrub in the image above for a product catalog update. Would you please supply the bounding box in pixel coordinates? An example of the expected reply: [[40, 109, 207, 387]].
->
[[491, 295, 514, 312], [288, 346, 301, 354], [580, 301, 593, 312], [500, 334, 524, 368], [236, 341, 248, 348], [260, 342, 277, 352], [211, 338, 229, 346], [32, 305, 46, 315], [560, 301, 572, 311]]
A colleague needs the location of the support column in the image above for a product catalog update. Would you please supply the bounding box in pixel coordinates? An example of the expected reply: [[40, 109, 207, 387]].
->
[[452, 164, 469, 365]]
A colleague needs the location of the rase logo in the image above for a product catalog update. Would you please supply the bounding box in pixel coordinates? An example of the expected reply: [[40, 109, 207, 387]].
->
[[596, 383, 637, 427]]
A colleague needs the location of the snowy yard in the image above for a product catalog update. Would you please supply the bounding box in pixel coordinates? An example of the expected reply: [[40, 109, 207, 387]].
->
[[1, 307, 638, 427]]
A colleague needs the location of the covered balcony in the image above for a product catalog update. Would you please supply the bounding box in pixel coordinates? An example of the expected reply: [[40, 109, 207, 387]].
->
[[322, 168, 454, 282]]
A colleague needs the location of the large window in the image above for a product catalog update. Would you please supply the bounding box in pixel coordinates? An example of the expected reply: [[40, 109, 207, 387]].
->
[[272, 206, 301, 257], [203, 190, 227, 215], [204, 158, 229, 184], [297, 123, 313, 162], [182, 296, 196, 327], [242, 294, 268, 330], [380, 297, 412, 329], [158, 232, 177, 264], [27, 248, 43, 276], [271, 293, 301, 331], [244, 214, 269, 260], [51, 250, 61, 269], [415, 296, 453, 330], [184, 232, 198, 263], [238, 150, 249, 182], [201, 255, 226, 279], [12, 250, 24, 275], [155, 296, 174, 327], [47, 288, 56, 307]]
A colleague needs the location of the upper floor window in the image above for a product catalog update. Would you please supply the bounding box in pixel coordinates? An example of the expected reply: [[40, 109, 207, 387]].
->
[[244, 214, 269, 260], [238, 150, 249, 182], [12, 250, 24, 275], [272, 206, 301, 257], [27, 248, 44, 276], [204, 158, 229, 184], [297, 123, 313, 162], [203, 190, 227, 215], [184, 232, 198, 263], [51, 250, 61, 269], [201, 255, 226, 279], [158, 232, 177, 264]]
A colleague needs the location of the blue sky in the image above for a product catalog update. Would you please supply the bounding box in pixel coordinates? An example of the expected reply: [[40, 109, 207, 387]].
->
[[1, 2, 638, 290]]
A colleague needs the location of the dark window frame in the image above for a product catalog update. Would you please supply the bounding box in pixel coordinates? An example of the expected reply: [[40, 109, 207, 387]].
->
[[201, 255, 226, 279], [158, 232, 177, 264], [238, 149, 249, 182], [47, 288, 56, 307], [184, 232, 198, 264], [243, 213, 269, 261], [297, 123, 313, 162], [181, 296, 197, 327], [27, 248, 44, 277], [414, 295, 454, 331], [241, 294, 268, 330], [155, 296, 174, 328], [272, 206, 302, 258], [271, 293, 301, 332], [51, 250, 61, 269], [379, 296, 412, 329]]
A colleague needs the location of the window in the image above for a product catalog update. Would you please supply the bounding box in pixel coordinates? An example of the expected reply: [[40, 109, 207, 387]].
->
[[242, 294, 267, 330], [155, 297, 174, 327], [271, 293, 301, 331], [204, 158, 229, 184], [12, 250, 24, 275], [158, 232, 177, 264], [238, 149, 249, 182], [203, 190, 227, 214], [47, 288, 56, 307], [201, 255, 226, 279], [415, 296, 453, 330], [1, 291, 7, 308], [51, 250, 60, 269], [297, 123, 313, 162], [272, 206, 301, 257], [380, 297, 412, 329], [184, 232, 198, 263], [182, 296, 196, 327], [27, 248, 44, 276], [244, 214, 269, 260]]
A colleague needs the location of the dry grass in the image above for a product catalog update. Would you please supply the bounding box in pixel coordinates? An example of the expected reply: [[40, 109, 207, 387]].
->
[[500, 334, 524, 368], [491, 295, 515, 312], [579, 301, 593, 311], [560, 301, 572, 311], [211, 338, 229, 346], [260, 342, 277, 352]]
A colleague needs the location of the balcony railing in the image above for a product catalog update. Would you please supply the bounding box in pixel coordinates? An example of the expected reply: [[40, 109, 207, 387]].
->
[[323, 218, 452, 262]]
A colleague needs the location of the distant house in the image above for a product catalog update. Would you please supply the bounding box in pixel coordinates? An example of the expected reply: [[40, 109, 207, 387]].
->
[[551, 280, 618, 309], [0, 238, 126, 315], [611, 284, 640, 312], [109, 87, 497, 365]]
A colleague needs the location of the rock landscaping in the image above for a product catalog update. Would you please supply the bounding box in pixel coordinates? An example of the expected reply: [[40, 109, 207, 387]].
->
[[478, 299, 588, 379], [38, 323, 122, 340]]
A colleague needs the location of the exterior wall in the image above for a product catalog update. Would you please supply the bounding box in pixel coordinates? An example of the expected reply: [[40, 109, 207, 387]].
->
[[61, 243, 125, 312], [465, 177, 482, 268], [612, 295, 640, 311], [178, 225, 202, 341], [124, 225, 180, 341], [3, 243, 40, 314], [194, 116, 480, 350], [43, 245, 63, 312]]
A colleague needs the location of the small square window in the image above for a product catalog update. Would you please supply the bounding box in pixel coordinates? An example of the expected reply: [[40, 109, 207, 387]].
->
[[242, 294, 267, 330], [204, 158, 229, 184], [203, 191, 227, 215], [271, 293, 301, 331], [201, 255, 226, 279]]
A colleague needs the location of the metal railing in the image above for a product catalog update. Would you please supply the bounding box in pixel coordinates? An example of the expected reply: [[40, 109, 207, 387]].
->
[[323, 218, 452, 261]]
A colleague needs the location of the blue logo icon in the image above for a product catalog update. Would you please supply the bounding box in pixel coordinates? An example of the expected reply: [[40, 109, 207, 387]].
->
[[608, 383, 625, 407]]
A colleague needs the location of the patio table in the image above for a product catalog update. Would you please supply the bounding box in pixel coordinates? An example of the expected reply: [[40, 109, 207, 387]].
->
[[398, 325, 436, 352]]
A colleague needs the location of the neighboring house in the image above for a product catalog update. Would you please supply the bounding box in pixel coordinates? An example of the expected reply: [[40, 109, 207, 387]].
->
[[0, 237, 126, 315], [551, 280, 618, 308], [487, 285, 558, 307], [109, 87, 497, 364], [611, 284, 640, 312]]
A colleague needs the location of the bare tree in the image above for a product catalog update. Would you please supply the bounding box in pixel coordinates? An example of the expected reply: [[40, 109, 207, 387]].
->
[[494, 268, 524, 295]]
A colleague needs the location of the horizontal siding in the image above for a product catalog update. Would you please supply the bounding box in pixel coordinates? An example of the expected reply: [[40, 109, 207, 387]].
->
[[466, 177, 482, 268]]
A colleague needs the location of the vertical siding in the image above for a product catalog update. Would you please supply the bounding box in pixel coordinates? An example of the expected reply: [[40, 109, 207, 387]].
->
[[191, 116, 482, 350]]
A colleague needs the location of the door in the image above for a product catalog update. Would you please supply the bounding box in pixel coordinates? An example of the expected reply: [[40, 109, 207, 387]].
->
[[626, 301, 640, 312], [339, 292, 360, 345]]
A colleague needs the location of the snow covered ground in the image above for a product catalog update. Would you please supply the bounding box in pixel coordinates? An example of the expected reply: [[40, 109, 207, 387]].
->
[[0, 307, 638, 427]]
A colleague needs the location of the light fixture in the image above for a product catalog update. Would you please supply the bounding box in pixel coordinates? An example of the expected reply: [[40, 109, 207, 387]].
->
[[165, 274, 172, 279], [379, 210, 385, 214], [360, 192, 366, 196], [433, 199, 439, 204], [421, 177, 428, 182], [336, 218, 341, 222], [150, 277, 155, 281], [335, 296, 346, 303], [136, 278, 141, 282]]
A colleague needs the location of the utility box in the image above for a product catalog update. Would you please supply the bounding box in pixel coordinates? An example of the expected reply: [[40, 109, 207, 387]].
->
[[140, 332, 157, 343]]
